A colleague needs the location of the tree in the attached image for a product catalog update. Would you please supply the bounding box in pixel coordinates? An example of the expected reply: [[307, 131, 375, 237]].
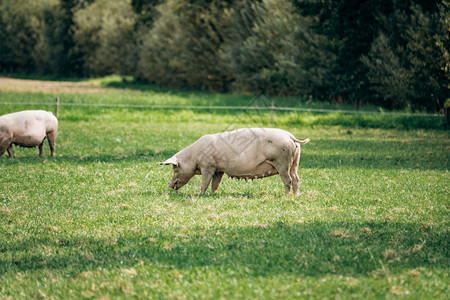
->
[[221, 0, 335, 97], [57, 0, 87, 76], [0, 0, 55, 73], [72, 0, 138, 76], [362, 2, 449, 111], [136, 0, 232, 91], [33, 3, 67, 74], [131, 0, 162, 25], [291, 0, 384, 106]]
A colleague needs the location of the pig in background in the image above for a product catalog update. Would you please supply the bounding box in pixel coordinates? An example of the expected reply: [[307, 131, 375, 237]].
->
[[0, 110, 58, 158], [160, 128, 310, 195]]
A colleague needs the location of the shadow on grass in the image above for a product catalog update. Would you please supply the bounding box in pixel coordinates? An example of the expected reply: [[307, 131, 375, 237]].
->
[[302, 138, 449, 171], [1, 221, 447, 277], [0, 149, 175, 165], [105, 79, 195, 94], [0, 73, 89, 82], [141, 189, 270, 200]]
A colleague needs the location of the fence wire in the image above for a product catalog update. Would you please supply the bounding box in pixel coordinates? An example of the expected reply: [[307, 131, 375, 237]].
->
[[0, 101, 444, 118]]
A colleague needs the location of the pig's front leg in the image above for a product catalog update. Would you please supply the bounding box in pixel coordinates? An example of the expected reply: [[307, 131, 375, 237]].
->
[[0, 137, 12, 157], [200, 166, 216, 194]]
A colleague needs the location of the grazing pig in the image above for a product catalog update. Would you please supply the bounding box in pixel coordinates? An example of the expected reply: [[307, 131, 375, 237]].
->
[[0, 110, 58, 158], [160, 128, 310, 195]]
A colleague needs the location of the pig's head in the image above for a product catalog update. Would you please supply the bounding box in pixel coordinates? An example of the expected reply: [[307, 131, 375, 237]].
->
[[159, 156, 196, 190]]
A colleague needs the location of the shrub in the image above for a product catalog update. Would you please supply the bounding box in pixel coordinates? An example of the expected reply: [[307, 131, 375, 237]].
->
[[0, 0, 56, 73], [220, 0, 335, 97], [72, 0, 138, 76], [136, 0, 232, 91], [362, 3, 449, 112]]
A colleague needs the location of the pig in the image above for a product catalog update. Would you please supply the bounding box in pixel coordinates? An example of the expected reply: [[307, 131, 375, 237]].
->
[[160, 128, 310, 195], [0, 110, 58, 158]]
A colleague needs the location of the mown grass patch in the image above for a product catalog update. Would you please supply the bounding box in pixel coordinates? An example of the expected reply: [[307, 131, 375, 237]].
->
[[0, 81, 449, 299]]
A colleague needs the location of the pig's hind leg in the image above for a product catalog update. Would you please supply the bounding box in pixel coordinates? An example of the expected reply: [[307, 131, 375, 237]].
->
[[273, 156, 295, 195], [47, 131, 56, 157], [211, 172, 224, 193], [278, 170, 293, 194]]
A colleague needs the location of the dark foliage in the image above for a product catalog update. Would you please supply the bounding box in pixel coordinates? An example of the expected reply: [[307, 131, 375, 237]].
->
[[0, 0, 447, 111]]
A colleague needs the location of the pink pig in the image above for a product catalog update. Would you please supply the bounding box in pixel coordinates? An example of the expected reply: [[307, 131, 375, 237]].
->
[[160, 128, 310, 195], [0, 110, 58, 158]]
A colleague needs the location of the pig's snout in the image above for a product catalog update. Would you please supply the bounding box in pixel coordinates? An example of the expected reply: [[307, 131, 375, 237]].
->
[[169, 179, 179, 190]]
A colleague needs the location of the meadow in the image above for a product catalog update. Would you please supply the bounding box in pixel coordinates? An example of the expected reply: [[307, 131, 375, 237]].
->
[[0, 77, 449, 299]]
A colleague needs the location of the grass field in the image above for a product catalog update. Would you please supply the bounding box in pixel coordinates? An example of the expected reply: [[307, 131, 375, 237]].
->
[[0, 77, 449, 299]]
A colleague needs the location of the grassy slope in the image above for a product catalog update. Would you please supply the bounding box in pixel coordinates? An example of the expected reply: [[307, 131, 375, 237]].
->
[[0, 80, 449, 299]]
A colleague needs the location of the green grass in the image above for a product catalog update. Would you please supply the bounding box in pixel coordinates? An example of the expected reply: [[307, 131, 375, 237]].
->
[[0, 82, 449, 299]]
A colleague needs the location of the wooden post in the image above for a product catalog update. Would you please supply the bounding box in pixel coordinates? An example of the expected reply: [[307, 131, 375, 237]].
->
[[55, 97, 59, 118]]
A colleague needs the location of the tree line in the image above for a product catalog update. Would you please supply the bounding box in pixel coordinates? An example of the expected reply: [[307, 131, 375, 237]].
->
[[0, 0, 448, 112]]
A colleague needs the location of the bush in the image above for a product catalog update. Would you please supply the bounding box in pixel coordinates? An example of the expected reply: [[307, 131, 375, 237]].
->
[[0, 0, 56, 73], [0, 0, 447, 112], [136, 0, 231, 91], [220, 0, 335, 97], [362, 3, 449, 112], [72, 0, 138, 76]]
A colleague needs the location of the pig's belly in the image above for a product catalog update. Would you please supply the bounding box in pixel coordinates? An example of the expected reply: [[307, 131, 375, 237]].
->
[[13, 131, 46, 147], [225, 161, 278, 179]]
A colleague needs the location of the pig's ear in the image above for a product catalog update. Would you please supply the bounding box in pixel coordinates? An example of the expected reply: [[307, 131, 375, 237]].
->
[[159, 157, 179, 167]]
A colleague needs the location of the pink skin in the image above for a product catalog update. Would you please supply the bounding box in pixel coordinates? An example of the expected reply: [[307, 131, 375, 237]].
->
[[168, 165, 196, 190], [160, 128, 310, 195], [0, 110, 58, 158]]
